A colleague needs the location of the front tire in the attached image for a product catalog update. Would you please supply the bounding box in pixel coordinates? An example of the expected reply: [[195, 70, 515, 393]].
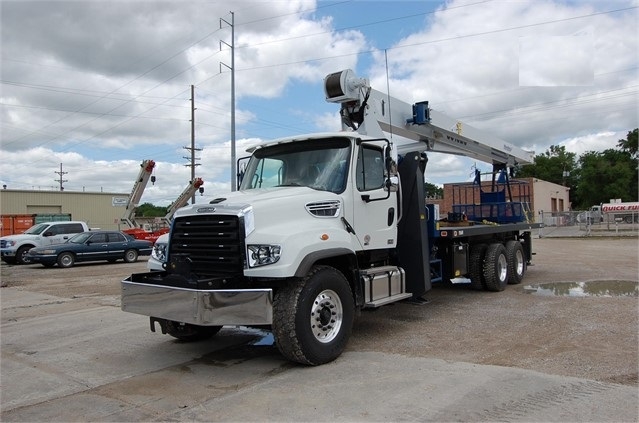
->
[[123, 249, 138, 263], [57, 252, 75, 268], [273, 265, 354, 365], [16, 246, 32, 264]]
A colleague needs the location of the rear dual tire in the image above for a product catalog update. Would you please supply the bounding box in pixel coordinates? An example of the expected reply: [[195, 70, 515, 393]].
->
[[470, 241, 526, 292], [483, 243, 509, 292], [505, 240, 526, 285]]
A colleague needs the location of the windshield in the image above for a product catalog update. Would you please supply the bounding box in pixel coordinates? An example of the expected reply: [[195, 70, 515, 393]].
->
[[24, 223, 49, 235], [240, 137, 351, 194], [69, 232, 92, 244]]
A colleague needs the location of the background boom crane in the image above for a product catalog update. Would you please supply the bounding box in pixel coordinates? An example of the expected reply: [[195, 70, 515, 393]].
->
[[121, 159, 155, 228]]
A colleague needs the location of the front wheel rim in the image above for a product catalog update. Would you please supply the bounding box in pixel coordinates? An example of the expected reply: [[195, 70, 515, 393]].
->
[[309, 289, 343, 343]]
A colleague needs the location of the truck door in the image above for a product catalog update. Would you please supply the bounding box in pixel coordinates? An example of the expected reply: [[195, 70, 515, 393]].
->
[[81, 232, 109, 261], [42, 224, 69, 245], [350, 143, 397, 250], [106, 232, 128, 258]]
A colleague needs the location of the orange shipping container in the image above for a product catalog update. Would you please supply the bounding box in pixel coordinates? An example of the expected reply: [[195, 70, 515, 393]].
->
[[1, 214, 35, 237]]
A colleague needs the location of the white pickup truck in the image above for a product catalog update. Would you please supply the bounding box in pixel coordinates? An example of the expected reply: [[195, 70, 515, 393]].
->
[[0, 221, 90, 264]]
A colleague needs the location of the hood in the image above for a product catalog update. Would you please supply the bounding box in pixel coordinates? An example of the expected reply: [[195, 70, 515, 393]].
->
[[174, 187, 342, 222], [1, 234, 39, 242]]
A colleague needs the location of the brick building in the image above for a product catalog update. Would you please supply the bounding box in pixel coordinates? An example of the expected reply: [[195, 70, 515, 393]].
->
[[434, 177, 570, 223]]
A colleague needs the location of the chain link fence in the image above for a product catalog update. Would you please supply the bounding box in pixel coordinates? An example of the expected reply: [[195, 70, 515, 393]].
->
[[538, 211, 639, 238]]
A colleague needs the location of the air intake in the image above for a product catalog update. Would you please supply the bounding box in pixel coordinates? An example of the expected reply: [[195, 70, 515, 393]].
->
[[306, 200, 341, 218]]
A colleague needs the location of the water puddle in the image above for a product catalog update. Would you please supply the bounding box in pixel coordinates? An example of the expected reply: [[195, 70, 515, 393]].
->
[[242, 326, 275, 346], [523, 280, 638, 297]]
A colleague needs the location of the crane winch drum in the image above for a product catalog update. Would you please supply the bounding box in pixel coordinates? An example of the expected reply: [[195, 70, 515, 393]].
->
[[324, 69, 369, 103]]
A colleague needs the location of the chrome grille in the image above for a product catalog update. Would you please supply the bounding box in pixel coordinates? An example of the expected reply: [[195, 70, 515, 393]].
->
[[169, 214, 244, 277]]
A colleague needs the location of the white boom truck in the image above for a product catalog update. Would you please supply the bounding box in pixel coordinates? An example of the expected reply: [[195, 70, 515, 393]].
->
[[122, 70, 541, 365]]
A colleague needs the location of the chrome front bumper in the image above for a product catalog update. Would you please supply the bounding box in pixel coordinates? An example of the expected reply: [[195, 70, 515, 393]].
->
[[121, 277, 273, 326]]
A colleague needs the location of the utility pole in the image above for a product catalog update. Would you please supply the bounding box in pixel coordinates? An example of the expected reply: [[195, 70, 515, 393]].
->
[[220, 11, 236, 191], [184, 84, 201, 203], [54, 163, 68, 191]]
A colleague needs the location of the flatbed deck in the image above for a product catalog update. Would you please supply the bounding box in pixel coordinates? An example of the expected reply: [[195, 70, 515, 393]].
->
[[433, 221, 542, 239]]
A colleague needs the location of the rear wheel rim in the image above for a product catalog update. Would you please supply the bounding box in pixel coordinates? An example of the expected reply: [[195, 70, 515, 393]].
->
[[515, 249, 524, 276], [497, 254, 508, 282]]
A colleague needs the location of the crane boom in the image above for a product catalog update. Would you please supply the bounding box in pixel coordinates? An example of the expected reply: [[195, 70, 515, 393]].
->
[[324, 69, 534, 166], [164, 177, 203, 221], [121, 159, 155, 228]]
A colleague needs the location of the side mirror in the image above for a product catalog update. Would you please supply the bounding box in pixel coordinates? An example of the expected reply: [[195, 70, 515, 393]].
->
[[43, 231, 53, 237], [384, 176, 399, 192], [237, 156, 250, 188]]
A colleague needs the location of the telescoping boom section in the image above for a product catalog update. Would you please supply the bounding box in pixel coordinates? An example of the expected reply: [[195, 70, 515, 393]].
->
[[121, 159, 156, 228], [164, 177, 204, 221], [324, 69, 534, 166]]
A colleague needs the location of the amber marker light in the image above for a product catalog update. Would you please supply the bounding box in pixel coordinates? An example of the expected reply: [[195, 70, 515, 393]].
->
[[320, 234, 329, 240]]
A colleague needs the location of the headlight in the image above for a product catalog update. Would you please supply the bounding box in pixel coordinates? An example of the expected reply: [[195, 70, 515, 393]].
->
[[151, 243, 167, 262], [5, 240, 16, 247], [247, 244, 281, 268]]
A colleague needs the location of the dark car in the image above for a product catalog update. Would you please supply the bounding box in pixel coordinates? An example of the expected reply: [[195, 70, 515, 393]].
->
[[26, 231, 153, 268]]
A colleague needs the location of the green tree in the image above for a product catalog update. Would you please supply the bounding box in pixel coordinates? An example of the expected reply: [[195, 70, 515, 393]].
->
[[617, 128, 638, 159], [573, 148, 638, 208], [135, 202, 167, 217], [424, 181, 443, 198], [515, 144, 577, 198]]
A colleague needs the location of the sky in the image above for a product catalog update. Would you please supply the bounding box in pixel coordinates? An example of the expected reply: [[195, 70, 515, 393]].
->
[[1, 0, 637, 206]]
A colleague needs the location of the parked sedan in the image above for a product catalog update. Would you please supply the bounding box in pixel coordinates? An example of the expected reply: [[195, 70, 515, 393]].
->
[[26, 231, 153, 268]]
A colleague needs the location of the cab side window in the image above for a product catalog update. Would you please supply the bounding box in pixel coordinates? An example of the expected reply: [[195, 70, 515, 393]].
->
[[59, 223, 84, 234], [356, 146, 384, 192], [90, 233, 107, 243], [108, 232, 126, 242], [45, 225, 60, 235]]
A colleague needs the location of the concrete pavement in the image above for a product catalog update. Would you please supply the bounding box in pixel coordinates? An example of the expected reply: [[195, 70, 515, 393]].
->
[[2, 287, 637, 422]]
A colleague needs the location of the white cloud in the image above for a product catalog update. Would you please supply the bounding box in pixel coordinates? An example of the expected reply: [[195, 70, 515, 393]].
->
[[1, 0, 637, 205], [367, 0, 637, 149], [560, 131, 625, 156], [519, 34, 595, 86]]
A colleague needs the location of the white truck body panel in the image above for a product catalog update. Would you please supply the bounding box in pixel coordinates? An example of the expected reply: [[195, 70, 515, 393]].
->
[[601, 202, 639, 213]]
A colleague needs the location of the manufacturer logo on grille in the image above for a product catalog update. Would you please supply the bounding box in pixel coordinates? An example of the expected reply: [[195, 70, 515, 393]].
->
[[197, 207, 216, 213]]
